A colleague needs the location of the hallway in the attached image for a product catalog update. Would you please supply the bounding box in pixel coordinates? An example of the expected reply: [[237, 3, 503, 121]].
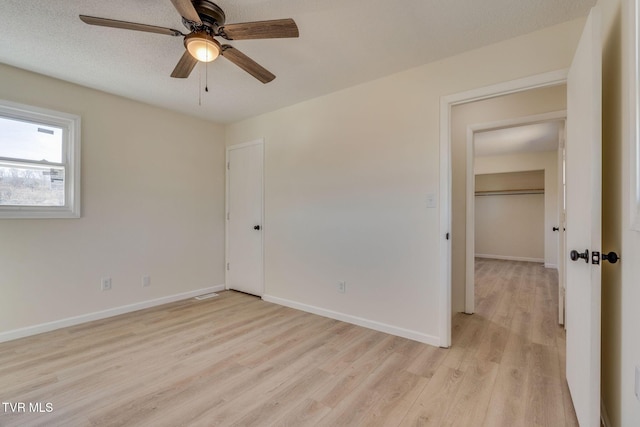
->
[[444, 258, 579, 425]]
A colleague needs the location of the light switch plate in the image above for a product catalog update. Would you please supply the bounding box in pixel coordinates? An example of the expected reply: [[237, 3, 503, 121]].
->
[[426, 193, 437, 208]]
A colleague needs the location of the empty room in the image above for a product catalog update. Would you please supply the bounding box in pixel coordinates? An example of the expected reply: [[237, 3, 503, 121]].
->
[[1, 0, 639, 426]]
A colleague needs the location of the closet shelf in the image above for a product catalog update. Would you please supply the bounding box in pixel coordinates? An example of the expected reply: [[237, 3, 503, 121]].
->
[[475, 189, 544, 196]]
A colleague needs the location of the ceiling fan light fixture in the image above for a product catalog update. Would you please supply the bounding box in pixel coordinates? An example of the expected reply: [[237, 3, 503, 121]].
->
[[185, 32, 220, 62], [80, 0, 299, 81]]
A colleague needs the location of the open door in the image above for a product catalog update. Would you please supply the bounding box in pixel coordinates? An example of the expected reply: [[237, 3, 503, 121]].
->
[[565, 6, 602, 426]]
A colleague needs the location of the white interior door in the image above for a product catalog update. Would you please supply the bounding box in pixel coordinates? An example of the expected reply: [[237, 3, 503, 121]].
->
[[226, 140, 264, 296], [565, 6, 602, 427]]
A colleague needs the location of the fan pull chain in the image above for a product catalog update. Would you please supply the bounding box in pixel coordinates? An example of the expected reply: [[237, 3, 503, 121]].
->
[[198, 64, 202, 106], [205, 60, 209, 92]]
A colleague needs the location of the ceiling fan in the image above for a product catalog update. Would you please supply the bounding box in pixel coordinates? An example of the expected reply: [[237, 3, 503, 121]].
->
[[79, 0, 299, 83]]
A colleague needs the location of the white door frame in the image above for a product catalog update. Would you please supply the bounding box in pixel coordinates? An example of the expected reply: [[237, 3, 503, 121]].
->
[[557, 128, 567, 326], [225, 138, 265, 295], [464, 111, 567, 314], [439, 69, 568, 347]]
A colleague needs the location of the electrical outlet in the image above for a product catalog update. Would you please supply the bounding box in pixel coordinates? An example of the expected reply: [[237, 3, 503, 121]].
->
[[337, 281, 346, 293], [101, 277, 112, 291], [142, 275, 151, 287]]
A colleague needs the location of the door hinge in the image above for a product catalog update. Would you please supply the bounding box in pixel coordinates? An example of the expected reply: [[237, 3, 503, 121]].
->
[[227, 161, 230, 170], [226, 262, 230, 270], [446, 232, 450, 240]]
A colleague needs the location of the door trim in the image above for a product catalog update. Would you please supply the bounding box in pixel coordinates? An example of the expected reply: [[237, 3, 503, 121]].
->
[[225, 138, 265, 295], [439, 69, 568, 347], [464, 111, 567, 314]]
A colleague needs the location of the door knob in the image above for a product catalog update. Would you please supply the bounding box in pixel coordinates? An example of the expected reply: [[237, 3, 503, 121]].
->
[[253, 225, 261, 230], [553, 226, 560, 231], [602, 251, 619, 264], [570, 249, 589, 263]]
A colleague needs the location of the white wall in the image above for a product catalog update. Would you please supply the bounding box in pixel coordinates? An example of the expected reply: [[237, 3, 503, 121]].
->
[[475, 193, 545, 262], [475, 152, 559, 266], [474, 170, 546, 262], [0, 64, 226, 339], [225, 19, 584, 344]]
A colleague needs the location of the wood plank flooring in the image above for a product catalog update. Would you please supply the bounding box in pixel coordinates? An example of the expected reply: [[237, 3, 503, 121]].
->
[[0, 259, 578, 426]]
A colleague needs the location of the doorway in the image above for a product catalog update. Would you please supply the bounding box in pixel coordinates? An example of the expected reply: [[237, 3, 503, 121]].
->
[[465, 114, 566, 314], [440, 77, 575, 424], [440, 10, 602, 424], [438, 70, 568, 347], [444, 83, 567, 325]]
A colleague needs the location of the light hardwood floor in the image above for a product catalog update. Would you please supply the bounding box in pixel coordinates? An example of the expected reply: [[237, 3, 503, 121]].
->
[[0, 259, 577, 426]]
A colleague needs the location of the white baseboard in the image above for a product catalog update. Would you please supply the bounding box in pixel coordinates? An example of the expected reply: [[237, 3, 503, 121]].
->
[[475, 254, 544, 263], [262, 294, 441, 347], [0, 284, 226, 344], [544, 263, 558, 269]]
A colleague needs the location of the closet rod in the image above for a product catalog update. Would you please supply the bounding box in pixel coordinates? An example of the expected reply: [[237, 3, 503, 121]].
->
[[475, 189, 544, 196]]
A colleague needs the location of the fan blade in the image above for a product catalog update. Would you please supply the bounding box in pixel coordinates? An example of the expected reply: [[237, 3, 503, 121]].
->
[[221, 45, 275, 83], [218, 19, 299, 40], [79, 15, 183, 36], [171, 51, 198, 78], [170, 0, 202, 24]]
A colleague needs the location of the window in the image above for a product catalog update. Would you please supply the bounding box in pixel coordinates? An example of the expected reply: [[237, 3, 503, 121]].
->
[[0, 100, 80, 218]]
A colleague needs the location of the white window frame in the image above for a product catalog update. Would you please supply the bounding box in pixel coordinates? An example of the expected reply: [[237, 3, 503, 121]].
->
[[0, 100, 81, 218]]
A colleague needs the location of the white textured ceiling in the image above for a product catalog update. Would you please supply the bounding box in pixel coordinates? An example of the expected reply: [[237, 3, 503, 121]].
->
[[0, 0, 596, 123], [474, 121, 563, 157]]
